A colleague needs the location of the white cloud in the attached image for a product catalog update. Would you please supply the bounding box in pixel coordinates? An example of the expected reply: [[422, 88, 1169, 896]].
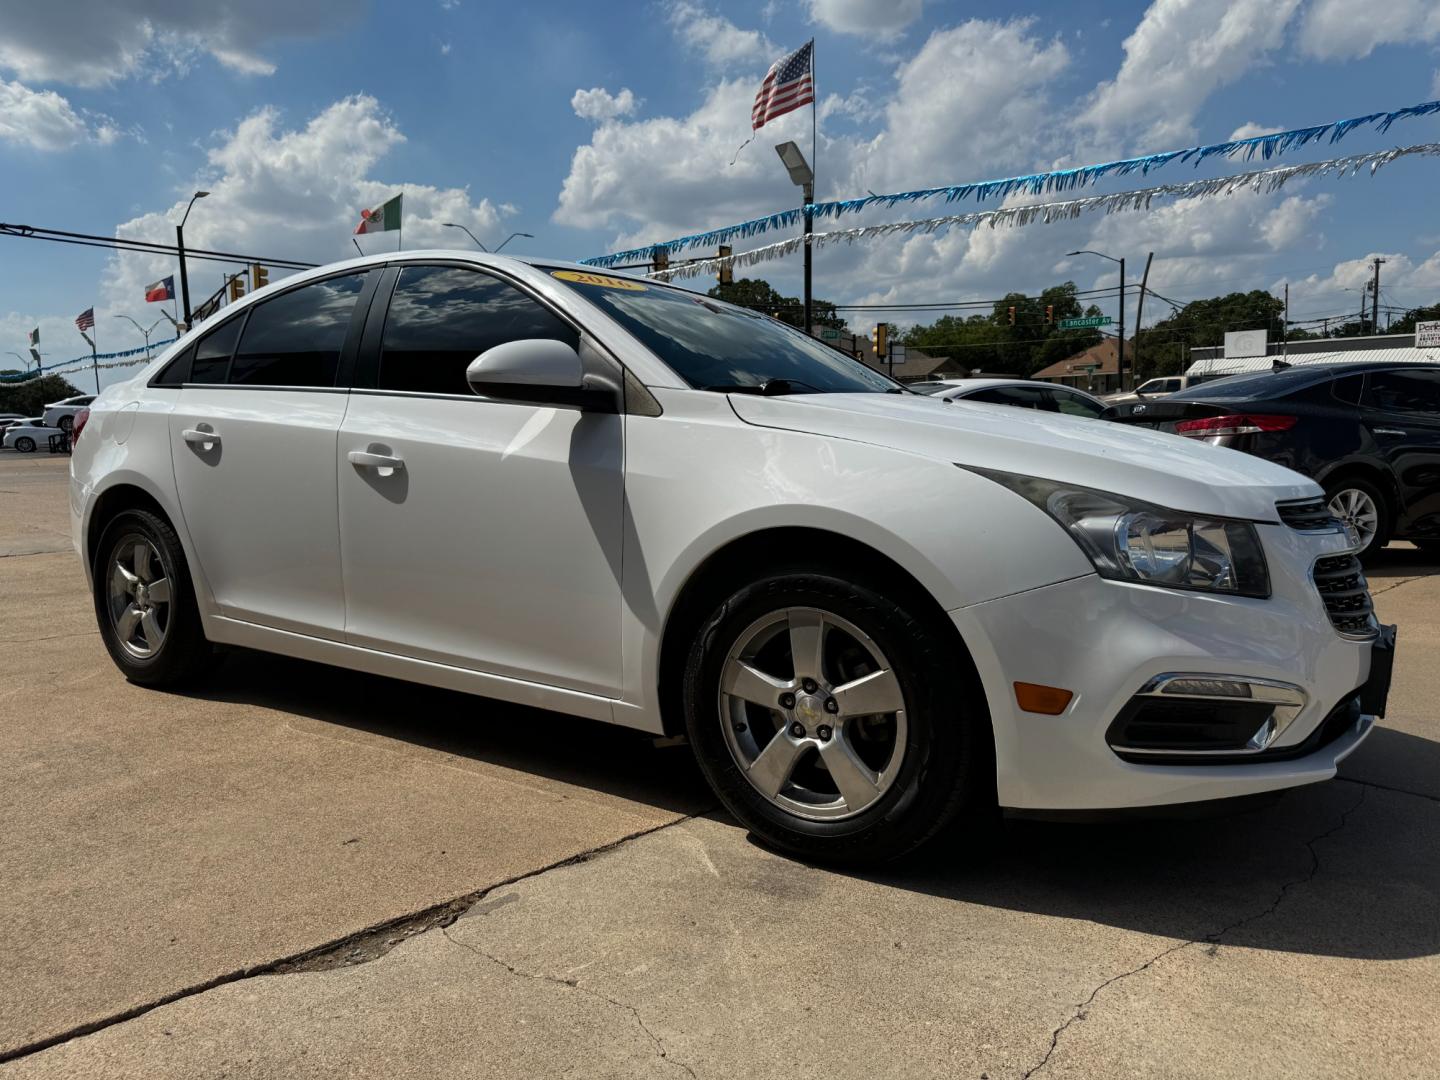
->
[[668, 2, 777, 67], [807, 0, 924, 38], [571, 87, 638, 122], [1228, 122, 1284, 141], [0, 0, 363, 87], [1298, 0, 1440, 60], [1079, 0, 1303, 150], [0, 79, 89, 150], [848, 19, 1068, 194]]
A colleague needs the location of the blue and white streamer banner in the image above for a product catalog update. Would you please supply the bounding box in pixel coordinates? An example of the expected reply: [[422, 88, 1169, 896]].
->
[[582, 97, 1440, 268], [648, 142, 1440, 282], [0, 338, 177, 383]]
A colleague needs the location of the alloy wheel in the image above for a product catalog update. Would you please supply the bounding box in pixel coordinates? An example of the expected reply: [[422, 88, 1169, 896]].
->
[[106, 535, 172, 659], [1328, 487, 1380, 551], [718, 607, 907, 821]]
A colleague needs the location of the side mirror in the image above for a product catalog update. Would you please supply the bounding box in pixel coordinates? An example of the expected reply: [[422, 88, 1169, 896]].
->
[[465, 338, 615, 412]]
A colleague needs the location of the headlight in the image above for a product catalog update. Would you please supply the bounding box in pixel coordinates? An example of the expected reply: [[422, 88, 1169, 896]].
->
[[971, 468, 1270, 598]]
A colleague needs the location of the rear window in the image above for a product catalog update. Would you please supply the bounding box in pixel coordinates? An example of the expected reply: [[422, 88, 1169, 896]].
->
[[1171, 366, 1341, 402]]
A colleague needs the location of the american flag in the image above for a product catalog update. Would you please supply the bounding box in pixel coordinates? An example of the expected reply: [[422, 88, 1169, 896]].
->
[[75, 307, 95, 332], [752, 41, 814, 131]]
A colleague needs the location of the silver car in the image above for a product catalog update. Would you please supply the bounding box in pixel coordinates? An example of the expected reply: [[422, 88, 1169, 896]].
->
[[2, 417, 64, 452], [910, 378, 1107, 418]]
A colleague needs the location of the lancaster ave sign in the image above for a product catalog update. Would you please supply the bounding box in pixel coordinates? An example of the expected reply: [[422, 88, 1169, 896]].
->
[[1058, 315, 1113, 329]]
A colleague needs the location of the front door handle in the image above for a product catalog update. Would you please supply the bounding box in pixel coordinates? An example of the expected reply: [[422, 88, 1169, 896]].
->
[[1372, 428, 1407, 437], [181, 427, 220, 448], [348, 449, 405, 471]]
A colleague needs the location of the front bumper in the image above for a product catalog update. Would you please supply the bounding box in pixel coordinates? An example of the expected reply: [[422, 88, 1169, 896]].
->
[[952, 524, 1383, 810]]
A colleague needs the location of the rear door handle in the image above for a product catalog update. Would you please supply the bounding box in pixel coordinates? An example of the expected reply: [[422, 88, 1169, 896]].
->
[[1372, 428, 1407, 437], [181, 427, 220, 447], [348, 449, 405, 471]]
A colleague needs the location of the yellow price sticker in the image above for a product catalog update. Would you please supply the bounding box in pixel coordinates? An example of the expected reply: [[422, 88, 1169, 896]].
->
[[551, 270, 647, 291]]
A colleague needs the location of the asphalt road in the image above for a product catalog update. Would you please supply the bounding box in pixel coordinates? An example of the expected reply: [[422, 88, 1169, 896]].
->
[[2, 451, 1436, 1078]]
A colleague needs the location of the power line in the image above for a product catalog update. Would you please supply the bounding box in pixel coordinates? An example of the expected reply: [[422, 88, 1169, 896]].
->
[[0, 222, 317, 270]]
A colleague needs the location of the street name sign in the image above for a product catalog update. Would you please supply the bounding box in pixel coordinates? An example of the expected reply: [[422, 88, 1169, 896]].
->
[[1058, 316, 1112, 329]]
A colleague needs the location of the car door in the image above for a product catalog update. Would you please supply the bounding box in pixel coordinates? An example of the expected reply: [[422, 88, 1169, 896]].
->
[[1360, 368, 1440, 537], [964, 385, 1053, 411], [168, 269, 375, 638], [337, 262, 624, 696]]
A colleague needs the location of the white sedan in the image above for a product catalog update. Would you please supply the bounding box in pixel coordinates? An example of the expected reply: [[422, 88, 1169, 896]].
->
[[911, 377, 1108, 418], [42, 394, 95, 433], [69, 252, 1392, 863], [2, 417, 63, 452]]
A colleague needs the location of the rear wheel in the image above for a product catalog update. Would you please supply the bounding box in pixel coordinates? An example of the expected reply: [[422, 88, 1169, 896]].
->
[[683, 570, 989, 864], [1325, 476, 1390, 558], [93, 509, 215, 686], [58, 415, 74, 434], [15, 436, 35, 453]]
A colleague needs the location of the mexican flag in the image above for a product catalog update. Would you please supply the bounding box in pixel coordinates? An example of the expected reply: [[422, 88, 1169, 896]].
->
[[355, 194, 402, 235], [28, 327, 39, 346]]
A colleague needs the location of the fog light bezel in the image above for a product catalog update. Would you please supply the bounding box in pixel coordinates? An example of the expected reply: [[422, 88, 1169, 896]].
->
[[1107, 673, 1308, 760]]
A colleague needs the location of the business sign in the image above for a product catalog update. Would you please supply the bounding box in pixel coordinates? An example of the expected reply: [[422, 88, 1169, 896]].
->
[[1058, 315, 1112, 329], [889, 345, 906, 365], [1224, 329, 1268, 358], [819, 327, 840, 340], [1416, 321, 1440, 349]]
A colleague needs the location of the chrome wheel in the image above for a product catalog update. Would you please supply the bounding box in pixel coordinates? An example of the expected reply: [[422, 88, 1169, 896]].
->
[[106, 535, 172, 659], [718, 607, 907, 821], [1328, 487, 1380, 551]]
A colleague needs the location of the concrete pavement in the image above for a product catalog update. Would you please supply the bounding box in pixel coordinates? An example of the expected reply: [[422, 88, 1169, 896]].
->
[[2, 452, 1437, 1077]]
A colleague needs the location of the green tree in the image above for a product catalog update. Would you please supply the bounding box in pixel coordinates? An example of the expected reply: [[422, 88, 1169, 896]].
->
[[707, 278, 846, 331], [1386, 301, 1440, 336], [0, 373, 83, 416], [899, 282, 1102, 376], [1134, 290, 1286, 380]]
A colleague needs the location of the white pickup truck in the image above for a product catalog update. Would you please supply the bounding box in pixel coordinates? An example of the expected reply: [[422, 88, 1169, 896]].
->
[[1104, 374, 1222, 405]]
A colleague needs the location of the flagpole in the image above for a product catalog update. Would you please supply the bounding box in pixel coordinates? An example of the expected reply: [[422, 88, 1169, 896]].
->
[[809, 38, 816, 335]]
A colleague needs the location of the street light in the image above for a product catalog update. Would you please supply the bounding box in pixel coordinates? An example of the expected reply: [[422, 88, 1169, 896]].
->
[[774, 141, 815, 333], [175, 191, 209, 329], [442, 223, 487, 250], [492, 232, 534, 253], [1067, 249, 1127, 390], [113, 314, 165, 361], [4, 351, 28, 372]]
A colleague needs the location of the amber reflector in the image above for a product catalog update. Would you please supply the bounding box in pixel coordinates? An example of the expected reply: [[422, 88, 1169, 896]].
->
[[1014, 682, 1074, 715]]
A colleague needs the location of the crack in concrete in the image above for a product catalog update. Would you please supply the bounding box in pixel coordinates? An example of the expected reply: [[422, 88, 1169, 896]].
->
[[1339, 774, 1440, 804], [0, 810, 713, 1066], [442, 927, 699, 1079], [1369, 574, 1429, 597], [0, 629, 97, 644], [1019, 786, 1368, 1080]]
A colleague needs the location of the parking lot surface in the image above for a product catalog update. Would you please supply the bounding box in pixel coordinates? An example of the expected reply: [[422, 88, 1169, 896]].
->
[[2, 452, 1437, 1078]]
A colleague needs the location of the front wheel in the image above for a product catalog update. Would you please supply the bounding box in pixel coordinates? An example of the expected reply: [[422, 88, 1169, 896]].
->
[[683, 570, 989, 864], [15, 436, 35, 453], [93, 509, 216, 686], [1325, 476, 1390, 558]]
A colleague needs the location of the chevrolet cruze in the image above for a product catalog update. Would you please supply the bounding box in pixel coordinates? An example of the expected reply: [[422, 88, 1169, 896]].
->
[[70, 253, 1395, 862]]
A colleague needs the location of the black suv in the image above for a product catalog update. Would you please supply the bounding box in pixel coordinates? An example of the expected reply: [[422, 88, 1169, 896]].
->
[[1103, 362, 1440, 557]]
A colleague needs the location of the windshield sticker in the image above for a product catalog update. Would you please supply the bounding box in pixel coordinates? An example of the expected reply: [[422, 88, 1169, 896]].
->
[[551, 270, 647, 291]]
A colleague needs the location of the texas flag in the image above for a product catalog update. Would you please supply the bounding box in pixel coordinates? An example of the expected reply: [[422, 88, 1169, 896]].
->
[[145, 276, 175, 303]]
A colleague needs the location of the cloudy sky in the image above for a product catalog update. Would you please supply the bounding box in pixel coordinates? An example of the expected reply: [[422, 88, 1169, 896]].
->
[[3, 0, 1440, 383]]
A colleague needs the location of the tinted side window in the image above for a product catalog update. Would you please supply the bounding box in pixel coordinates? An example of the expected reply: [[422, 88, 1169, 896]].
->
[[230, 273, 365, 386], [1363, 370, 1440, 416], [1050, 389, 1104, 418], [189, 318, 244, 384], [378, 265, 579, 395], [969, 386, 1051, 410], [152, 345, 195, 386], [1331, 372, 1365, 406]]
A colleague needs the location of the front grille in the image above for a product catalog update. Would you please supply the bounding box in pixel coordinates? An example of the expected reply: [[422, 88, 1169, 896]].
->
[[1312, 553, 1377, 637], [1277, 496, 1339, 531]]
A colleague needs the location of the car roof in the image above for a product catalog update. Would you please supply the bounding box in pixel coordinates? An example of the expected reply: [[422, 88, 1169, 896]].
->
[[1171, 361, 1440, 400], [932, 378, 1034, 390]]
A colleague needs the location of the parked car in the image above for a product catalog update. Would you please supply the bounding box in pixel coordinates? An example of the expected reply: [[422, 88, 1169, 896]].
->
[[42, 394, 95, 433], [1102, 362, 1440, 557], [2, 417, 63, 452], [70, 253, 1393, 863], [911, 378, 1107, 418], [1104, 373, 1220, 405], [0, 413, 28, 437]]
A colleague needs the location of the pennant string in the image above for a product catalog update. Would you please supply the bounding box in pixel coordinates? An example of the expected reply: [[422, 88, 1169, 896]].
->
[[581, 97, 1440, 268]]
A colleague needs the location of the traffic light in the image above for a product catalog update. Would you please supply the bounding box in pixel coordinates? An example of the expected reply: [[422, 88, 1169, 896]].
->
[[717, 244, 733, 286], [870, 322, 888, 358], [251, 264, 269, 290], [652, 246, 670, 272], [226, 275, 245, 303], [1007, 306, 1016, 325], [1045, 304, 1054, 324]]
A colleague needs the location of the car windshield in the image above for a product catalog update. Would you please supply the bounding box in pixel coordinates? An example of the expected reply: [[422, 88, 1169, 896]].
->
[[908, 382, 953, 395], [547, 269, 902, 394]]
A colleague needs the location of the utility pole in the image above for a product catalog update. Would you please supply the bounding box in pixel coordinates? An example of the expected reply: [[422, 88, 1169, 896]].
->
[[1116, 258, 1126, 390], [1132, 252, 1153, 381], [1370, 257, 1384, 335], [1283, 283, 1289, 356]]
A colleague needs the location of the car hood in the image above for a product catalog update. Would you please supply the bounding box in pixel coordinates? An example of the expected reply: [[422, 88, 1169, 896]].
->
[[729, 392, 1320, 521]]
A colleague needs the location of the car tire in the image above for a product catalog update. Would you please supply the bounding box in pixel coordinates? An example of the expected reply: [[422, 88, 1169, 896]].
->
[[682, 569, 990, 864], [1324, 475, 1391, 560], [93, 509, 216, 687], [15, 436, 35, 453], [58, 415, 74, 433]]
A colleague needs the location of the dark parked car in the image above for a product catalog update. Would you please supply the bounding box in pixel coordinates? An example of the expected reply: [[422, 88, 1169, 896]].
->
[[1102, 362, 1440, 557]]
